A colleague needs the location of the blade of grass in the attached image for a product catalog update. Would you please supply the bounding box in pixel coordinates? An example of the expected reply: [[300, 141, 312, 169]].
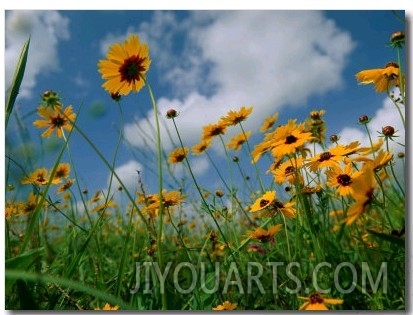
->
[[6, 37, 30, 129]]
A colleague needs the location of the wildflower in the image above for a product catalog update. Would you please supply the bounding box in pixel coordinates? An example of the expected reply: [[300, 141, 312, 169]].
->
[[98, 34, 151, 95], [250, 191, 296, 218], [94, 303, 119, 311], [305, 110, 327, 144], [220, 106, 253, 126], [41, 90, 62, 108], [298, 293, 343, 310], [356, 62, 401, 93], [21, 192, 42, 215], [227, 131, 251, 151], [20, 168, 59, 186], [247, 244, 266, 254], [202, 121, 227, 141], [246, 224, 282, 243], [215, 190, 224, 197], [91, 200, 117, 213], [260, 113, 279, 132], [166, 109, 178, 119], [390, 30, 405, 48], [192, 139, 212, 155], [250, 191, 276, 212], [33, 105, 76, 138], [168, 147, 189, 164], [343, 166, 376, 225], [51, 163, 71, 184], [325, 164, 362, 197], [271, 157, 304, 185], [305, 142, 360, 173], [358, 115, 370, 124], [329, 134, 339, 143], [369, 149, 393, 171], [57, 179, 74, 194], [269, 120, 314, 158], [143, 190, 185, 218], [251, 141, 273, 163], [380, 125, 397, 140], [213, 301, 238, 311]]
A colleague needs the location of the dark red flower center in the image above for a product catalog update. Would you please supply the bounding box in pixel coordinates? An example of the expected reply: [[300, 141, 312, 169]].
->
[[337, 174, 352, 186], [318, 152, 332, 162], [260, 199, 270, 208], [285, 166, 295, 175], [119, 55, 146, 84], [309, 293, 324, 304], [273, 200, 285, 210], [285, 135, 298, 144], [51, 115, 66, 128]]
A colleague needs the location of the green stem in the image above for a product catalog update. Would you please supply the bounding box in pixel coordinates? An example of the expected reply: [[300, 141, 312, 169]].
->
[[143, 80, 167, 310]]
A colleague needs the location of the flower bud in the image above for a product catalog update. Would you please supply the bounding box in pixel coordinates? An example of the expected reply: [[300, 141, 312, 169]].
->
[[359, 115, 370, 124], [166, 109, 178, 119], [215, 189, 224, 198], [329, 135, 339, 143], [382, 125, 395, 137]]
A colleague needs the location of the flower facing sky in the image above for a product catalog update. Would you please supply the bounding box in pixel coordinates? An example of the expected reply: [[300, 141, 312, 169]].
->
[[33, 105, 76, 138], [250, 191, 296, 218], [227, 131, 251, 151], [356, 62, 401, 93], [98, 34, 151, 95], [212, 301, 238, 311], [298, 293, 343, 310], [220, 106, 253, 126], [168, 147, 189, 164]]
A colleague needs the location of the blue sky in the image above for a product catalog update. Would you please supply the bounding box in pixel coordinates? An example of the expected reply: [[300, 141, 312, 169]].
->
[[4, 10, 407, 202]]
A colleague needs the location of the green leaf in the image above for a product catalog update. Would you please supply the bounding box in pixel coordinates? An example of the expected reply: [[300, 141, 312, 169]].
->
[[5, 248, 44, 292], [6, 37, 30, 128]]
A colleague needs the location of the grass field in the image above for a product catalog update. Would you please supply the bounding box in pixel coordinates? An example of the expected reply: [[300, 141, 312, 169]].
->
[[4, 28, 406, 311]]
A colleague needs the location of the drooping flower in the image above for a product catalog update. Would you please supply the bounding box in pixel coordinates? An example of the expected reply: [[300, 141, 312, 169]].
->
[[168, 147, 189, 164], [246, 224, 282, 243], [220, 106, 253, 126], [57, 179, 74, 194], [33, 105, 76, 138], [213, 301, 238, 311], [298, 293, 343, 310], [192, 139, 212, 155], [343, 166, 376, 225], [259, 113, 279, 132], [98, 34, 151, 96], [356, 62, 401, 93], [51, 163, 71, 184], [227, 131, 251, 151]]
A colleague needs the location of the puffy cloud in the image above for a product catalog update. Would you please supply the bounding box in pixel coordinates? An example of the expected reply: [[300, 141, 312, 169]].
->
[[5, 10, 70, 99], [119, 11, 355, 151]]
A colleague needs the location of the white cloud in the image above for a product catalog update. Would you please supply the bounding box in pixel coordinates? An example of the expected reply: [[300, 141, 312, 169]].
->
[[5, 10, 70, 99], [108, 160, 143, 192], [118, 11, 355, 152]]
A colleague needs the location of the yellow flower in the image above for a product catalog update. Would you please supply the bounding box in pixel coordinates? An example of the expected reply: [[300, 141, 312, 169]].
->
[[250, 191, 276, 212], [356, 62, 401, 93], [344, 166, 376, 225], [57, 179, 74, 194], [325, 163, 362, 197], [202, 121, 227, 141], [20, 168, 59, 186], [168, 147, 189, 164], [305, 142, 360, 173], [94, 303, 119, 311], [51, 163, 71, 184], [33, 105, 76, 138], [271, 157, 304, 185], [192, 139, 212, 155], [21, 192, 42, 215], [250, 191, 296, 218], [220, 106, 253, 126], [298, 293, 343, 310], [227, 131, 251, 151], [143, 190, 186, 219], [260, 113, 279, 132], [91, 200, 117, 213], [213, 301, 238, 310], [98, 34, 151, 95], [246, 224, 282, 243]]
